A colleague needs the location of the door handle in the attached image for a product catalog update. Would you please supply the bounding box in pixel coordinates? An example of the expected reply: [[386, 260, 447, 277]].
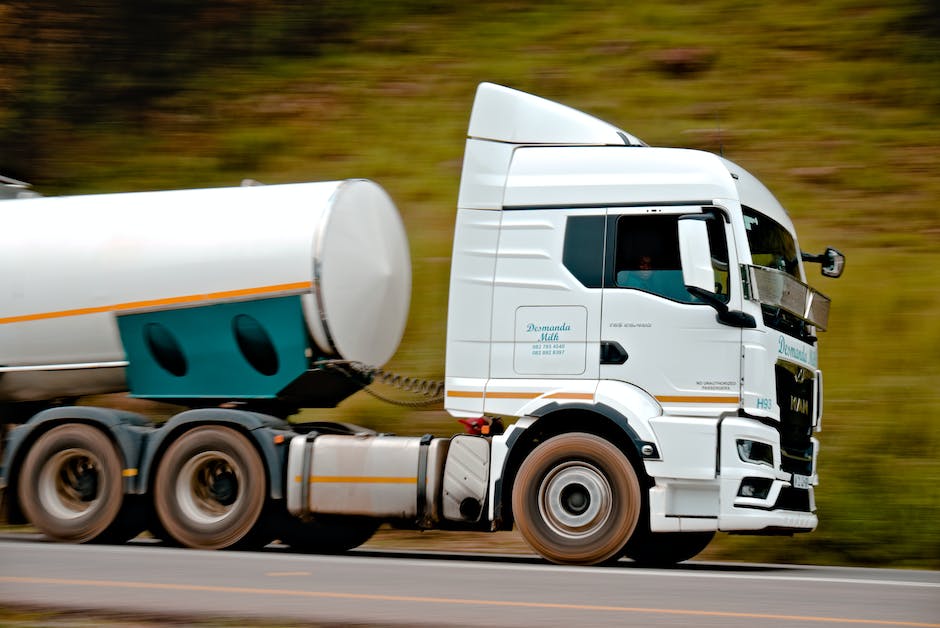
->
[[600, 341, 628, 365]]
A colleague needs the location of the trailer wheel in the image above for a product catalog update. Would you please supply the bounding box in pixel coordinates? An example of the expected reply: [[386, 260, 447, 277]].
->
[[623, 530, 715, 566], [512, 432, 641, 565], [277, 513, 379, 553], [17, 424, 124, 543], [154, 426, 266, 550]]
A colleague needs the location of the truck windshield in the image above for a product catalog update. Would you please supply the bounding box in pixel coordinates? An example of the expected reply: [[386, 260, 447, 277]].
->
[[741, 206, 829, 338], [742, 206, 799, 279]]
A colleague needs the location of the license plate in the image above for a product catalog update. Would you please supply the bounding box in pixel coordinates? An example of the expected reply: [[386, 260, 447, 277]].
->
[[792, 474, 811, 489]]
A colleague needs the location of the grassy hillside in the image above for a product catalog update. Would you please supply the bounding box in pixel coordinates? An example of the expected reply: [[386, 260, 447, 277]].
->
[[2, 1, 938, 568]]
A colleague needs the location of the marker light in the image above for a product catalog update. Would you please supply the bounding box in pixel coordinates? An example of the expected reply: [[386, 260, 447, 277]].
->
[[458, 417, 487, 435]]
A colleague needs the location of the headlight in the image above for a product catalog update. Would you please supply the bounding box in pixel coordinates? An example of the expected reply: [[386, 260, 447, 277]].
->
[[737, 439, 774, 467]]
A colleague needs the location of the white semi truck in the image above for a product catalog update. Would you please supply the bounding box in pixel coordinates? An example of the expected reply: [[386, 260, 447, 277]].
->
[[0, 83, 844, 565]]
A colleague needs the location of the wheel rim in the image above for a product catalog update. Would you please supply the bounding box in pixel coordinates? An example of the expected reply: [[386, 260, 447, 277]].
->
[[176, 451, 243, 525], [37, 448, 102, 520], [537, 461, 612, 539]]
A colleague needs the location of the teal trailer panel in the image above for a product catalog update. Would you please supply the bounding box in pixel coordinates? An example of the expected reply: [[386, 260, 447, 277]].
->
[[117, 296, 310, 399]]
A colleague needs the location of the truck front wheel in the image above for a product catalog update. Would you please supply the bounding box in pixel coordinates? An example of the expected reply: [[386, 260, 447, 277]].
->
[[512, 433, 641, 565], [154, 426, 266, 550], [17, 424, 125, 543]]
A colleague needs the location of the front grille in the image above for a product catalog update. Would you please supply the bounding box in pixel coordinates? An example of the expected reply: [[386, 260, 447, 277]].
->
[[781, 449, 813, 476], [775, 363, 814, 475]]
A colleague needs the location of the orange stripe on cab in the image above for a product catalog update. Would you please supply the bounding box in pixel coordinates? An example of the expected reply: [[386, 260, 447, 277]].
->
[[546, 392, 594, 400], [445, 390, 485, 398], [484, 391, 542, 399], [447, 390, 594, 401], [656, 395, 740, 404]]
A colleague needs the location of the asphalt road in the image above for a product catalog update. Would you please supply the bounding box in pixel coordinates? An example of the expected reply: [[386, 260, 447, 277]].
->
[[0, 538, 937, 627]]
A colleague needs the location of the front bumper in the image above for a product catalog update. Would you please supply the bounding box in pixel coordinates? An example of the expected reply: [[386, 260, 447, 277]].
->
[[648, 416, 818, 534]]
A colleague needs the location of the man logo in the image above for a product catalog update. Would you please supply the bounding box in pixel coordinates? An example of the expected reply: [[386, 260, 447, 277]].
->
[[790, 396, 810, 415]]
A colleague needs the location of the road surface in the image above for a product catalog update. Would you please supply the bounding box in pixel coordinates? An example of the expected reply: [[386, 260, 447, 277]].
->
[[0, 538, 937, 627]]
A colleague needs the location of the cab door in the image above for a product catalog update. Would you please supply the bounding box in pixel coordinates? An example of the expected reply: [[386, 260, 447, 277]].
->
[[488, 208, 604, 382], [600, 207, 742, 414]]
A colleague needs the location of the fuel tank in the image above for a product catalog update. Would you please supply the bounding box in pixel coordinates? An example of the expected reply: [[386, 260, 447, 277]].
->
[[0, 179, 411, 403]]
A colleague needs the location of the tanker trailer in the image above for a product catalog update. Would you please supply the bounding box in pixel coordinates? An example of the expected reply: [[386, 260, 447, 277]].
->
[[0, 179, 411, 409], [0, 179, 413, 546]]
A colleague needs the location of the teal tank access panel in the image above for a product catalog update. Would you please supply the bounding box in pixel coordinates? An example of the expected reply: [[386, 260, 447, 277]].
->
[[117, 295, 311, 400]]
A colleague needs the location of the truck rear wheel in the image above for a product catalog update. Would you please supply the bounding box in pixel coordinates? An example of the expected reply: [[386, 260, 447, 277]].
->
[[17, 424, 124, 543], [623, 529, 715, 566], [154, 426, 266, 550], [512, 432, 641, 565]]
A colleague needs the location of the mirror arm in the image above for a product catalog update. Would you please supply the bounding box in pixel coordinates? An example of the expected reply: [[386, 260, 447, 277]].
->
[[800, 251, 826, 264], [687, 286, 757, 329]]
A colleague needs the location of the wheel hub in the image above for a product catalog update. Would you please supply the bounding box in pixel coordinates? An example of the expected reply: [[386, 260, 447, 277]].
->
[[76, 471, 98, 502], [39, 448, 101, 519], [538, 461, 612, 539], [177, 451, 242, 524], [209, 470, 238, 506], [560, 483, 590, 515]]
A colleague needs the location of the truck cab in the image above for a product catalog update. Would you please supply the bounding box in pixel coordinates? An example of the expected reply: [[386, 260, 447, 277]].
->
[[445, 83, 842, 545]]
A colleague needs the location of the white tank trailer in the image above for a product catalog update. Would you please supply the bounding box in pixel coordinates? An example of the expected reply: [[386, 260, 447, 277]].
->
[[0, 84, 844, 566], [0, 179, 411, 408]]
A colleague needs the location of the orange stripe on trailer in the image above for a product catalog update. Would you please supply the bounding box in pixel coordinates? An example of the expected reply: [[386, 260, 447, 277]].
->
[[309, 476, 418, 485], [0, 281, 313, 325], [656, 395, 740, 404]]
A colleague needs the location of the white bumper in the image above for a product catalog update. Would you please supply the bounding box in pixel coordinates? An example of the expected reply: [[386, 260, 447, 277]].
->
[[647, 416, 818, 534]]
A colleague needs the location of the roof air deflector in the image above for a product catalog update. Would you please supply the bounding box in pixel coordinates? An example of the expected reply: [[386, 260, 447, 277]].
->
[[467, 83, 645, 147]]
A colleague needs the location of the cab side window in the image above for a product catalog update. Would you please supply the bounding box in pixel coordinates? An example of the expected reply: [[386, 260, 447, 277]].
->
[[613, 213, 729, 303]]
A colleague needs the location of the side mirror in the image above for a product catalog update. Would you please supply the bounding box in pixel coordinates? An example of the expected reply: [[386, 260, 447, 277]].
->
[[678, 215, 715, 294], [679, 213, 756, 329], [821, 247, 845, 278], [801, 247, 845, 278]]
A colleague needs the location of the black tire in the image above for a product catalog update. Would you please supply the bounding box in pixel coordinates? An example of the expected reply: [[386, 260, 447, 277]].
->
[[276, 511, 379, 553], [96, 494, 151, 544], [623, 529, 715, 566], [17, 424, 125, 543], [512, 432, 642, 565], [145, 510, 177, 545], [154, 426, 266, 550]]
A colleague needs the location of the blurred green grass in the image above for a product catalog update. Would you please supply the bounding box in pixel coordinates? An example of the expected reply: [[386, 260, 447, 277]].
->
[[2, 0, 938, 568]]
